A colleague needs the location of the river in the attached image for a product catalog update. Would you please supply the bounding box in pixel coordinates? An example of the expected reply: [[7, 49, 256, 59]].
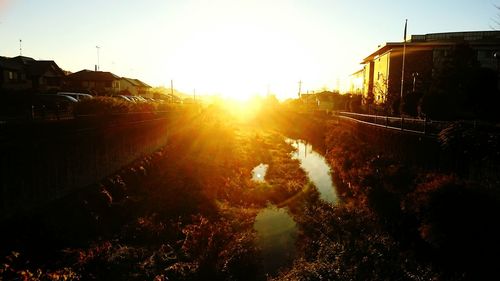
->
[[252, 138, 338, 276]]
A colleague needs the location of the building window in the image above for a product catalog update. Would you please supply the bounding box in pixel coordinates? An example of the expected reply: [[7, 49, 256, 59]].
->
[[8, 71, 17, 80]]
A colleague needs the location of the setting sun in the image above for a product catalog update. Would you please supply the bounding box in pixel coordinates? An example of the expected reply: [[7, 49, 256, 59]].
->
[[163, 12, 323, 100]]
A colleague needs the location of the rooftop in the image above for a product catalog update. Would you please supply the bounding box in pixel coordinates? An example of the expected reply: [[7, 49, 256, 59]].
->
[[362, 30, 500, 63], [68, 70, 120, 81]]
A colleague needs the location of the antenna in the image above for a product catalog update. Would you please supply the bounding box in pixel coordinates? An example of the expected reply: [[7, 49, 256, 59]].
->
[[19, 39, 22, 56]]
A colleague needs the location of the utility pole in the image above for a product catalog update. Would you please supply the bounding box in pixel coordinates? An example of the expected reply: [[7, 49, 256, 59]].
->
[[19, 39, 22, 56], [298, 80, 302, 98], [400, 20, 407, 115], [170, 80, 174, 103], [96, 46, 100, 71], [400, 19, 408, 130]]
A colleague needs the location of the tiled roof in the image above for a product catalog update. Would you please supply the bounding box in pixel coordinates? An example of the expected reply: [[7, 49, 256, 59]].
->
[[0, 56, 64, 76], [133, 79, 151, 88], [27, 61, 65, 76], [121, 77, 141, 86], [121, 77, 152, 88], [68, 70, 120, 81], [0, 56, 23, 70]]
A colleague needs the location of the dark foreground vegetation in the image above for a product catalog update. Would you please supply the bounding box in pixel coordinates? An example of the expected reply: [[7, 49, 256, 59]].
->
[[2, 100, 499, 280]]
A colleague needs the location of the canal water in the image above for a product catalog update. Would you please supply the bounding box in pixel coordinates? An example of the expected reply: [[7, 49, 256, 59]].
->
[[252, 138, 338, 275], [288, 138, 339, 204], [251, 163, 269, 183]]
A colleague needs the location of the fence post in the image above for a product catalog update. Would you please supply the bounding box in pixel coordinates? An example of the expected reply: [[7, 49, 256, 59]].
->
[[401, 116, 404, 131], [423, 117, 427, 135], [385, 116, 388, 128]]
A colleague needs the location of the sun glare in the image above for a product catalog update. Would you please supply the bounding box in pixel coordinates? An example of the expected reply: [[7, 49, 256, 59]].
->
[[165, 22, 318, 100]]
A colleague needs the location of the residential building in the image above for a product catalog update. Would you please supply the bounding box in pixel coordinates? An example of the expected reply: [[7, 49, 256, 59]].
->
[[361, 31, 500, 104], [67, 70, 120, 95], [0, 56, 65, 92], [119, 77, 152, 97], [349, 69, 364, 95]]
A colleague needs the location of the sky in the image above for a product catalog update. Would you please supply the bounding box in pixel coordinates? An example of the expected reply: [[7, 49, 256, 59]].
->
[[0, 0, 499, 100]]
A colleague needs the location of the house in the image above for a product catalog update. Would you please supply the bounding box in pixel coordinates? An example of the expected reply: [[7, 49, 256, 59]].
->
[[299, 93, 319, 108], [67, 70, 120, 95], [0, 56, 65, 92], [361, 31, 500, 105], [132, 79, 152, 97], [349, 69, 364, 95], [316, 91, 336, 111], [119, 77, 152, 97], [0, 56, 30, 91]]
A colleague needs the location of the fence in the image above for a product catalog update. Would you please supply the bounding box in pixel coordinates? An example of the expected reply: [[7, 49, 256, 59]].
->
[[0, 116, 174, 219], [336, 112, 453, 136]]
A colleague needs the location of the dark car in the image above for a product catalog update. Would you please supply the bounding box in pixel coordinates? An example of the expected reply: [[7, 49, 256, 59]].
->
[[57, 92, 93, 101], [32, 94, 78, 120], [1, 94, 77, 121]]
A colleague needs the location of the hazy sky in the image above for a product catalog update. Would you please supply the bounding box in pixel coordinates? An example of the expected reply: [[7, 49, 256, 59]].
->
[[0, 0, 498, 99]]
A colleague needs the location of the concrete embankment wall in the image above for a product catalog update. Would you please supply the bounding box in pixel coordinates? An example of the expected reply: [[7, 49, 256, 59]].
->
[[0, 117, 171, 219]]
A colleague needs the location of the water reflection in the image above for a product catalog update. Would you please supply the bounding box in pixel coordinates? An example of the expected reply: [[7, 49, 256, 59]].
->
[[288, 139, 338, 204], [252, 163, 269, 183], [253, 206, 298, 274], [250, 138, 338, 276]]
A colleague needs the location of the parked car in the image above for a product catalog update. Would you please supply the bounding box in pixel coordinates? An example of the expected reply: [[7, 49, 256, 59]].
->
[[57, 92, 93, 101], [33, 94, 78, 111], [115, 95, 135, 102], [127, 96, 147, 102], [0, 94, 77, 121]]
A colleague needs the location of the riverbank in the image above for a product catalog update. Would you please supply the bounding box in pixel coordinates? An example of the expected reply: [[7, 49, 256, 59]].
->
[[0, 107, 328, 280], [271, 112, 500, 280], [2, 105, 498, 280]]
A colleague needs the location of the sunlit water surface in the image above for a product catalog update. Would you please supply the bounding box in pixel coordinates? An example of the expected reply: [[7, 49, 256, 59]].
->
[[253, 206, 298, 274], [251, 163, 269, 183], [287, 138, 338, 204], [252, 138, 338, 275]]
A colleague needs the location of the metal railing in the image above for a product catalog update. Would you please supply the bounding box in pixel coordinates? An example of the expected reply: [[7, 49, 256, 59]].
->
[[336, 112, 452, 136]]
